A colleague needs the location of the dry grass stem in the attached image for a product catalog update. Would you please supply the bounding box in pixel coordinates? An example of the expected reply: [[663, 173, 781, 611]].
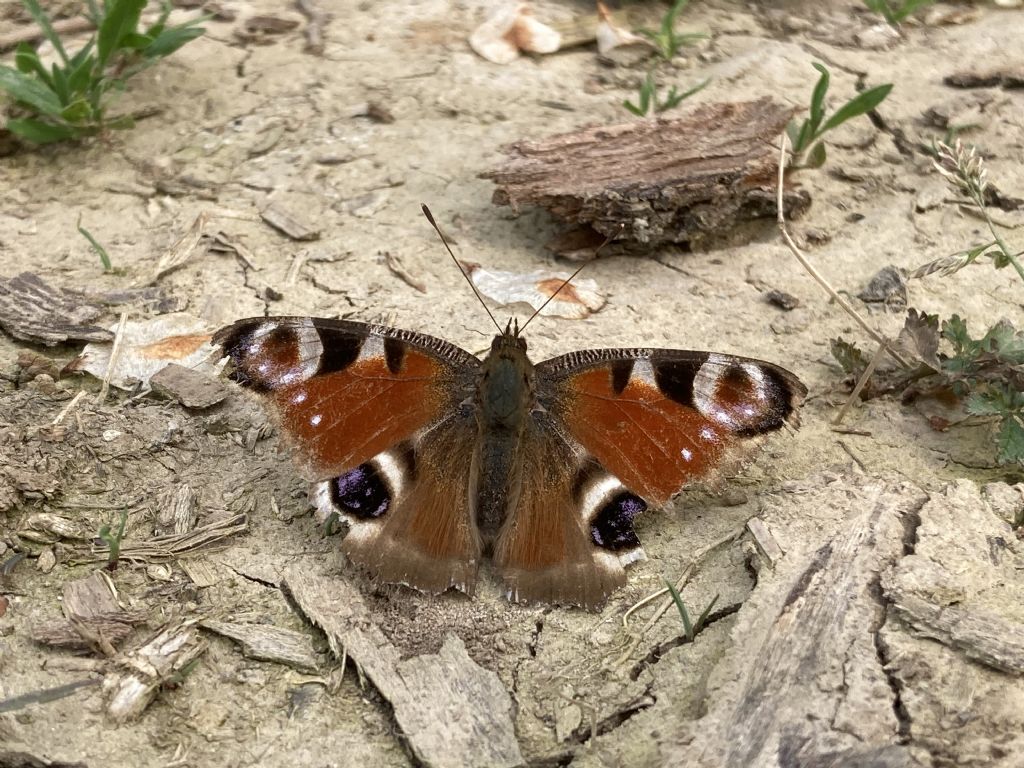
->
[[52, 390, 87, 425], [832, 340, 888, 425], [96, 313, 128, 404], [776, 135, 910, 369]]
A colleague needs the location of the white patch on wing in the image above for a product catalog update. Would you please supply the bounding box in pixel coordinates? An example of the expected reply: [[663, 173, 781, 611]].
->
[[578, 472, 626, 522], [370, 449, 409, 503], [250, 318, 323, 387], [616, 547, 646, 567], [631, 359, 656, 387], [357, 334, 385, 363], [310, 413, 322, 426]]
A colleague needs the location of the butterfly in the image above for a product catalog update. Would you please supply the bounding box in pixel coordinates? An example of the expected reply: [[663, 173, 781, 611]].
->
[[213, 213, 806, 609]]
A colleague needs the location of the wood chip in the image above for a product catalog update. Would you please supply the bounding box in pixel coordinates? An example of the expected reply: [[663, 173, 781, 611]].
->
[[745, 516, 784, 566], [0, 272, 113, 345], [179, 557, 220, 588], [31, 571, 145, 651], [103, 618, 206, 722], [150, 363, 229, 409], [156, 484, 198, 535], [261, 202, 322, 241], [82, 513, 249, 565], [483, 98, 810, 250], [201, 620, 320, 671], [384, 251, 427, 293], [284, 567, 523, 768]]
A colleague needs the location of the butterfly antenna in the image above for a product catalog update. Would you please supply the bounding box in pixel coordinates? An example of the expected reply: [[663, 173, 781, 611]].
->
[[518, 225, 622, 335], [421, 204, 503, 335]]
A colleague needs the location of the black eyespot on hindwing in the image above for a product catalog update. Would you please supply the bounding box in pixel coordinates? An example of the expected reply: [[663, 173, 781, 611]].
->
[[331, 464, 390, 519], [590, 492, 646, 551]]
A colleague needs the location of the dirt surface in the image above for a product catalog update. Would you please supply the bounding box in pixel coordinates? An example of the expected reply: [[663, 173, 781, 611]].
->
[[1, 1, 1023, 766]]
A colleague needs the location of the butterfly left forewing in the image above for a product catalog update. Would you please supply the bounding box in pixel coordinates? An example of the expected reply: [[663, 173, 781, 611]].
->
[[214, 316, 478, 480], [536, 349, 806, 505]]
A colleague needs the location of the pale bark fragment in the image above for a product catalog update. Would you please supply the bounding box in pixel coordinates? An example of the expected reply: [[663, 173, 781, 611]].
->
[[283, 567, 524, 768]]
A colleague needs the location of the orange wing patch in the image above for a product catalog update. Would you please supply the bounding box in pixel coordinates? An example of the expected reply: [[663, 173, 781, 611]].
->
[[276, 348, 454, 479], [559, 367, 728, 504]]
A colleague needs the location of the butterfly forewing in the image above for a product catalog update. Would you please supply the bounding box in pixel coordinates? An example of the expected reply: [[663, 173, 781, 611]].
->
[[536, 348, 806, 505], [214, 316, 479, 480]]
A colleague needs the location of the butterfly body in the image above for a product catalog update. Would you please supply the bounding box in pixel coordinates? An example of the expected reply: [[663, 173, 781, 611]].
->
[[214, 316, 806, 608]]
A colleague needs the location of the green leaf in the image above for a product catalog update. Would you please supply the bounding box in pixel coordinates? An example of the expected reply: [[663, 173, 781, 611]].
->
[[831, 337, 869, 376], [657, 77, 710, 113], [820, 83, 893, 134], [50, 63, 70, 105], [941, 314, 972, 354], [805, 141, 828, 168], [98, 0, 147, 69], [14, 43, 54, 89], [0, 65, 63, 116], [66, 51, 98, 95], [809, 62, 830, 131], [623, 99, 646, 117], [665, 580, 694, 639], [5, 117, 79, 144], [78, 214, 113, 271], [60, 99, 94, 124], [119, 32, 154, 51], [143, 23, 206, 58], [965, 391, 1007, 417], [693, 594, 720, 635], [21, 0, 70, 64], [996, 416, 1024, 465], [785, 119, 802, 149]]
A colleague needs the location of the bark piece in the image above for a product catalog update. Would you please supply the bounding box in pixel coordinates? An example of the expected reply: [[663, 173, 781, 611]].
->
[[944, 67, 1024, 89], [483, 98, 810, 250], [0, 272, 112, 345], [261, 202, 321, 241], [677, 474, 929, 767], [151, 363, 229, 409], [883, 480, 1024, 674], [31, 571, 145, 652], [200, 620, 319, 671], [283, 567, 523, 768], [103, 618, 206, 722]]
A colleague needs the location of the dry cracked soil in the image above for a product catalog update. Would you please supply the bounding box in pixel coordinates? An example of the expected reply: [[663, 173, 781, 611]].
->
[[1, 1, 1023, 767]]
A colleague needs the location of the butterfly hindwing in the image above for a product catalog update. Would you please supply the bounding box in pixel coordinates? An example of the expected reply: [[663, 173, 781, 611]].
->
[[213, 316, 479, 480], [311, 419, 483, 596], [493, 417, 648, 609], [536, 349, 807, 505]]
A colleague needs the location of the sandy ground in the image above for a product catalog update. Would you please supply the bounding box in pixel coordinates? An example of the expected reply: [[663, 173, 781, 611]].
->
[[1, 0, 1022, 766]]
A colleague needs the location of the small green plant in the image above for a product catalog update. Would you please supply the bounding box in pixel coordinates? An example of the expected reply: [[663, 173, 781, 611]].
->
[[665, 580, 719, 641], [0, 0, 205, 144], [834, 141, 1024, 466], [864, 0, 937, 26], [638, 0, 706, 61], [786, 62, 893, 169], [77, 215, 113, 272], [97, 509, 128, 571], [623, 71, 709, 117]]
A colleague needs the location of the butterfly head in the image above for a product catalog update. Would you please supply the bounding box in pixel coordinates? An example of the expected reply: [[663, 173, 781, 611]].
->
[[492, 317, 527, 353]]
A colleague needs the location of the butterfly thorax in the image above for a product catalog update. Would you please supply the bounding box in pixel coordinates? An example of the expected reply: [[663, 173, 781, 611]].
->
[[472, 330, 536, 540]]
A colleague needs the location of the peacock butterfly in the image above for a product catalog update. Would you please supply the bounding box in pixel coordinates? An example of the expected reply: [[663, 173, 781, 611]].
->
[[213, 209, 806, 608]]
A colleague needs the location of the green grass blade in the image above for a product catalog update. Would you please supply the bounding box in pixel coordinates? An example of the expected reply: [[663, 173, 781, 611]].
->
[[820, 83, 893, 133], [0, 65, 63, 115], [21, 0, 70, 64], [809, 62, 830, 131], [77, 215, 113, 271], [665, 580, 694, 639], [144, 23, 206, 58], [14, 43, 54, 88], [693, 594, 720, 634], [97, 0, 147, 69]]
